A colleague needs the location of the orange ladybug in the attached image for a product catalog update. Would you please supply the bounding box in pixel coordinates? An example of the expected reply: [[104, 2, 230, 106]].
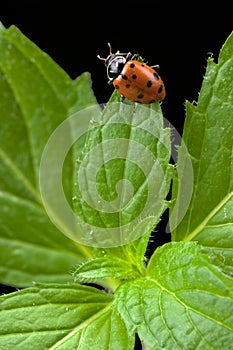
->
[[98, 43, 166, 104]]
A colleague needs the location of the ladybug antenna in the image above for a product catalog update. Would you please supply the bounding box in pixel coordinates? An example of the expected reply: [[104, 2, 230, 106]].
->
[[97, 54, 106, 61], [97, 42, 113, 61], [107, 42, 112, 55]]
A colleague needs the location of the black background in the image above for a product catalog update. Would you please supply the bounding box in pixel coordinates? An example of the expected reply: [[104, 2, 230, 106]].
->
[[0, 1, 232, 347], [1, 1, 232, 134]]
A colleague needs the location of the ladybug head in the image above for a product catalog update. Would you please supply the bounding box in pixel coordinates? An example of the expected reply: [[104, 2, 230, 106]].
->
[[97, 43, 127, 83]]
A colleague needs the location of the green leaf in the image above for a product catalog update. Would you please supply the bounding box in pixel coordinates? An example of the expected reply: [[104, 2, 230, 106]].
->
[[115, 242, 233, 349], [0, 192, 91, 287], [170, 30, 233, 274], [0, 24, 96, 287], [73, 257, 142, 283], [73, 96, 173, 247], [0, 283, 134, 350]]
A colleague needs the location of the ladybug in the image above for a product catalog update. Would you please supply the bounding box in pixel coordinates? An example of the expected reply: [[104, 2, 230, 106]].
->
[[97, 43, 166, 104]]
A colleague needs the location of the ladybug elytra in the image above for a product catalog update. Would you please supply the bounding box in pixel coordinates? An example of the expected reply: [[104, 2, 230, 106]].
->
[[97, 43, 166, 104]]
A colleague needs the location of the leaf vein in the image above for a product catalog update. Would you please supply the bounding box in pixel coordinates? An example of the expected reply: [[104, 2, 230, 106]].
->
[[48, 304, 112, 349], [0, 66, 37, 183], [0, 148, 40, 203], [184, 192, 233, 241]]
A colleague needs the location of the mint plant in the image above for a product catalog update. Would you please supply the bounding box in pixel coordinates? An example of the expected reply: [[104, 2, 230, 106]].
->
[[0, 22, 232, 350]]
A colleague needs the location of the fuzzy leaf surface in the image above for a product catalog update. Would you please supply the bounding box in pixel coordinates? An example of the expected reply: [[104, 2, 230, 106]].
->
[[73, 257, 143, 283], [73, 96, 173, 247]]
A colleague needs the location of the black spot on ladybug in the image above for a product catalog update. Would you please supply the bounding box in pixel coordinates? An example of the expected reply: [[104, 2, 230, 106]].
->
[[115, 85, 120, 90], [121, 74, 128, 80], [130, 63, 135, 68], [158, 85, 163, 93], [149, 99, 155, 104], [153, 72, 159, 80], [126, 84, 131, 88], [137, 93, 144, 99], [132, 74, 137, 79], [147, 80, 153, 88], [141, 63, 145, 67]]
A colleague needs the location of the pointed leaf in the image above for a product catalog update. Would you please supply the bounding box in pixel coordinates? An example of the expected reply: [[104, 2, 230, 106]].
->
[[0, 283, 134, 350], [73, 257, 141, 283], [115, 242, 233, 349], [0, 24, 96, 286], [170, 31, 233, 274], [73, 98, 173, 247]]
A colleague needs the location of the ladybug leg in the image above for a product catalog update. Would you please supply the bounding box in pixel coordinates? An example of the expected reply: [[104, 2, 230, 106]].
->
[[120, 94, 125, 103], [125, 52, 133, 60], [108, 78, 114, 85], [151, 64, 160, 70], [131, 53, 140, 60]]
